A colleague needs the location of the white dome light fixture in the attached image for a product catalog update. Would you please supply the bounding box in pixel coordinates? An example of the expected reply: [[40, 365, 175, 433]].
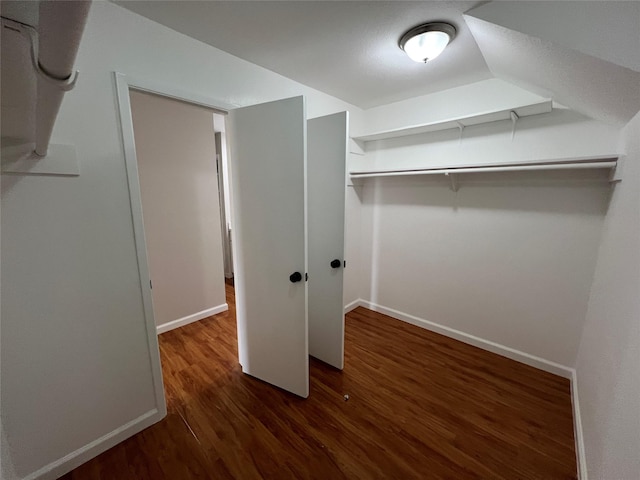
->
[[399, 22, 457, 63]]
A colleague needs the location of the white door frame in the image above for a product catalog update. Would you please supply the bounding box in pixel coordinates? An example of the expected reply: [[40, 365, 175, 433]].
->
[[113, 72, 237, 417]]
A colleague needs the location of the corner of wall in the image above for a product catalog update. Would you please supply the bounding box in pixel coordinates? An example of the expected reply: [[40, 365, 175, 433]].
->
[[573, 110, 640, 479]]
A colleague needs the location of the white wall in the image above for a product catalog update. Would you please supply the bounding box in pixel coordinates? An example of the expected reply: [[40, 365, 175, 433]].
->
[[575, 112, 640, 479], [1, 420, 18, 480], [0, 173, 10, 480], [349, 83, 621, 368], [356, 170, 610, 367], [130, 90, 226, 330], [0, 2, 363, 478]]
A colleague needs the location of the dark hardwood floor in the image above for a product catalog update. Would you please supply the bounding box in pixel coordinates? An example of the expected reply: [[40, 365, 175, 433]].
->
[[62, 284, 577, 479]]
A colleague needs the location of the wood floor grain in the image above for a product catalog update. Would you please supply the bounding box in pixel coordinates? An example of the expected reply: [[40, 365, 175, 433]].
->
[[62, 284, 576, 479]]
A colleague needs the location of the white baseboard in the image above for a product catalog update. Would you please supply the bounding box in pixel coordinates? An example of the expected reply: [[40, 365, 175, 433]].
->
[[161, 299, 589, 479], [350, 299, 585, 477], [344, 299, 361, 314], [24, 409, 163, 480], [156, 304, 228, 335], [571, 371, 588, 480], [354, 299, 574, 378]]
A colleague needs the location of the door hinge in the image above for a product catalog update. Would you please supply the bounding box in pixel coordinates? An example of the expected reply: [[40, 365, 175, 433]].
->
[[305, 273, 308, 282], [150, 280, 153, 289], [344, 260, 347, 268]]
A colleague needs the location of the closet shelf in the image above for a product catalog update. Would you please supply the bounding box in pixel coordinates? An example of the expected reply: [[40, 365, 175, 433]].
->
[[352, 100, 552, 142]]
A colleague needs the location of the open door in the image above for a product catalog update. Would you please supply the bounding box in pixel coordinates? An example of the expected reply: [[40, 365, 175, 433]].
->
[[228, 96, 309, 398], [308, 112, 348, 369]]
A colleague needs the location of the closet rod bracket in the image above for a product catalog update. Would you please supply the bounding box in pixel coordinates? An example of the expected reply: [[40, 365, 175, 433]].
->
[[609, 155, 625, 184], [445, 172, 459, 192], [510, 111, 519, 141], [456, 121, 465, 145]]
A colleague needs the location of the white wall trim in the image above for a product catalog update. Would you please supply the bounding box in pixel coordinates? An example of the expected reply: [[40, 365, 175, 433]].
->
[[344, 299, 361, 314], [344, 299, 588, 480], [157, 304, 229, 335], [353, 299, 574, 378], [23, 409, 163, 480], [349, 298, 586, 477], [571, 371, 588, 480], [114, 72, 168, 423], [120, 73, 238, 113]]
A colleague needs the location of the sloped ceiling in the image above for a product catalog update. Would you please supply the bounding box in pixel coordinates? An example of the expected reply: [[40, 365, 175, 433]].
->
[[465, 2, 640, 126], [467, 1, 640, 72]]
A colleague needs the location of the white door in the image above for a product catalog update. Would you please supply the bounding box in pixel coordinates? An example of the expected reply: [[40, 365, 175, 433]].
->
[[307, 112, 348, 369], [228, 96, 309, 398]]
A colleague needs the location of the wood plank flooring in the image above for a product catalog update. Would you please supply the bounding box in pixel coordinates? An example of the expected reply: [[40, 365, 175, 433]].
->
[[62, 284, 576, 479]]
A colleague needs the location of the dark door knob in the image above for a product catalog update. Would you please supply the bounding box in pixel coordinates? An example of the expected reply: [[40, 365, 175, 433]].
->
[[330, 259, 341, 269], [289, 272, 302, 283]]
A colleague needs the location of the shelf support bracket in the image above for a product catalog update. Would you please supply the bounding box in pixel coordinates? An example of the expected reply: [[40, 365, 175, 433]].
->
[[445, 172, 459, 192], [456, 122, 465, 145], [510, 111, 519, 141]]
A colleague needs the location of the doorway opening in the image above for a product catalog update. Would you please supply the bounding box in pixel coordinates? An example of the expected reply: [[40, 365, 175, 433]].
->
[[115, 72, 239, 415], [128, 90, 233, 336], [213, 123, 234, 282], [116, 72, 347, 406]]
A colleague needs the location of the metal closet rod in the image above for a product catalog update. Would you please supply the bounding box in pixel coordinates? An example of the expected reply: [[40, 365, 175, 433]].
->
[[1, 0, 90, 157], [1, 17, 78, 90], [349, 161, 617, 178]]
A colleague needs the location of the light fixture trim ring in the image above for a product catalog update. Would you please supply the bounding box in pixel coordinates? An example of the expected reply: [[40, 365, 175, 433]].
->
[[398, 21, 457, 55]]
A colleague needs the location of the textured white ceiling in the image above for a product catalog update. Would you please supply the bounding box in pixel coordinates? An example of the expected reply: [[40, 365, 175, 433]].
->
[[468, 1, 640, 73], [465, 14, 640, 126], [113, 0, 493, 109]]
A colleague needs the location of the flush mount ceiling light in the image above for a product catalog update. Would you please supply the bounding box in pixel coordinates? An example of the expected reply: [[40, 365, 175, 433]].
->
[[399, 22, 457, 63]]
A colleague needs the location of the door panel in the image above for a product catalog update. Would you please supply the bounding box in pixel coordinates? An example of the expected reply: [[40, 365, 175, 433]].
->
[[228, 96, 308, 398], [307, 112, 348, 370]]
